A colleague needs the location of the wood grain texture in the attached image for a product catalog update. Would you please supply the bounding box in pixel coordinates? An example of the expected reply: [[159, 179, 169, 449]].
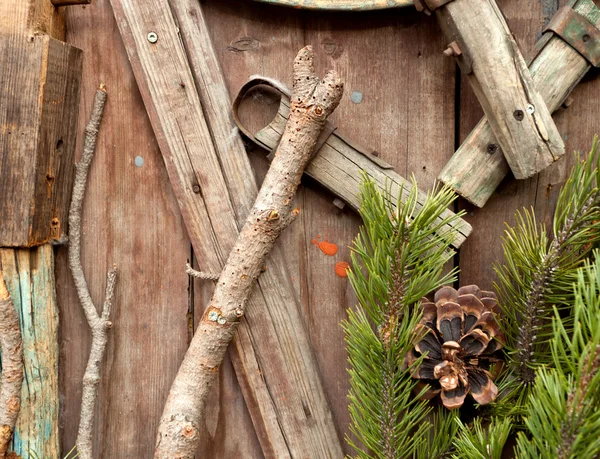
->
[[439, 0, 600, 207], [436, 0, 565, 179], [0, 246, 59, 458], [58, 1, 197, 457], [0, 33, 82, 246], [458, 0, 600, 290], [0, 0, 65, 39], [109, 0, 344, 457]]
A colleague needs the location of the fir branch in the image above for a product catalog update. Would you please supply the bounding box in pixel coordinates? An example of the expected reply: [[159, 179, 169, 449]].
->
[[451, 417, 512, 459], [494, 137, 600, 407], [515, 253, 600, 458], [344, 177, 464, 458]]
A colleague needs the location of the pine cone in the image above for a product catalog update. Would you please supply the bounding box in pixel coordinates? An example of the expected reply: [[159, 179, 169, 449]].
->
[[407, 285, 505, 410]]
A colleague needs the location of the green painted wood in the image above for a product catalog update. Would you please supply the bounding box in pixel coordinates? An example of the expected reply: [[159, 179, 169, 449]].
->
[[0, 245, 59, 458]]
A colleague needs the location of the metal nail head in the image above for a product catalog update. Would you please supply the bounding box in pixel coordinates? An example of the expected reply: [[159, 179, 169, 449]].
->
[[147, 32, 158, 43], [526, 104, 535, 115]]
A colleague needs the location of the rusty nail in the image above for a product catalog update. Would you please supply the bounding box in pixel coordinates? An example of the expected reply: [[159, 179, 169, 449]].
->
[[147, 32, 158, 43], [192, 184, 201, 194], [486, 143, 498, 154], [513, 109, 524, 121]]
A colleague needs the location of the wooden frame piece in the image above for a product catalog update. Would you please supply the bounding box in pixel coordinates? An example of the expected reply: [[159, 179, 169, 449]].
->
[[439, 0, 600, 207], [431, 0, 565, 180]]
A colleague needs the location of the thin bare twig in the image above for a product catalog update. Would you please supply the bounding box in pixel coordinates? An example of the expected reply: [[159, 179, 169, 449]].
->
[[155, 46, 343, 458], [0, 272, 23, 458], [68, 85, 116, 459]]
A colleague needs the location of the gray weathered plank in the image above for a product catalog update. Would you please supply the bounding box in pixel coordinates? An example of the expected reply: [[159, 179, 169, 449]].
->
[[435, 0, 565, 180], [109, 0, 344, 456], [439, 0, 600, 207], [0, 32, 82, 247]]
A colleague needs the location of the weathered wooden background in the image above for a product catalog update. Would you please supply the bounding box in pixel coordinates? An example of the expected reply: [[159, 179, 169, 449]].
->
[[54, 0, 600, 457]]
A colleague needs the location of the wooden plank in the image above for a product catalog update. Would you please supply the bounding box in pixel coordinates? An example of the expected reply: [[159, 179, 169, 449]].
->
[[109, 0, 344, 457], [0, 33, 82, 247], [252, 0, 413, 9], [434, 0, 565, 180], [248, 90, 471, 247], [439, 0, 600, 207], [0, 0, 65, 39], [0, 245, 59, 458], [56, 1, 199, 456]]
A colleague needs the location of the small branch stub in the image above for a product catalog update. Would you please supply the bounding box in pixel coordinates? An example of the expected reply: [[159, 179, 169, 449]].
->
[[154, 46, 343, 458]]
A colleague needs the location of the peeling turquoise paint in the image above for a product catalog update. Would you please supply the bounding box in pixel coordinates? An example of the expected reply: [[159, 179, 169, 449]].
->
[[0, 245, 60, 458]]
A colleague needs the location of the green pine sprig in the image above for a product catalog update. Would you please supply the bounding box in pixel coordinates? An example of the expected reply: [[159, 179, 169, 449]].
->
[[344, 176, 464, 458], [515, 253, 600, 458], [494, 136, 600, 413]]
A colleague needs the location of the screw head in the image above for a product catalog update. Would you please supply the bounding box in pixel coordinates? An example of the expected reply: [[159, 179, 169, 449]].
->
[[526, 104, 535, 115], [147, 32, 158, 43], [513, 109, 524, 121], [582, 33, 591, 43], [217, 316, 227, 325], [192, 184, 201, 194]]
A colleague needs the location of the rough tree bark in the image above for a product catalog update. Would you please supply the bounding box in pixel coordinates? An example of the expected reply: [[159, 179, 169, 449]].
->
[[0, 271, 23, 458], [154, 46, 344, 458], [68, 86, 117, 459]]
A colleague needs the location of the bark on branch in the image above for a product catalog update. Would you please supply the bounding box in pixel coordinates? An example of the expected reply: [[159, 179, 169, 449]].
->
[[0, 272, 23, 458], [154, 46, 344, 458], [68, 86, 117, 459]]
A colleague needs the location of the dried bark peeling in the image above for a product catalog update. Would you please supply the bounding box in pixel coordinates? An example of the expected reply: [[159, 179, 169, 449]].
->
[[0, 273, 23, 458], [154, 46, 343, 458], [68, 86, 117, 459]]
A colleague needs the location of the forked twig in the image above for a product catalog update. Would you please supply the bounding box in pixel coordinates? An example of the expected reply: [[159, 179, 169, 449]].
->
[[68, 85, 116, 459]]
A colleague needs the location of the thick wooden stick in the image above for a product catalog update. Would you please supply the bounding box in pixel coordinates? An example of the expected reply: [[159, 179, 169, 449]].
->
[[68, 86, 117, 459], [434, 0, 565, 179], [439, 0, 600, 207], [155, 46, 343, 458], [0, 272, 23, 458]]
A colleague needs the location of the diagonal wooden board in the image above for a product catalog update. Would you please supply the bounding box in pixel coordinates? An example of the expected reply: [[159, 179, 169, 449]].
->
[[109, 0, 344, 456], [242, 84, 472, 248]]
